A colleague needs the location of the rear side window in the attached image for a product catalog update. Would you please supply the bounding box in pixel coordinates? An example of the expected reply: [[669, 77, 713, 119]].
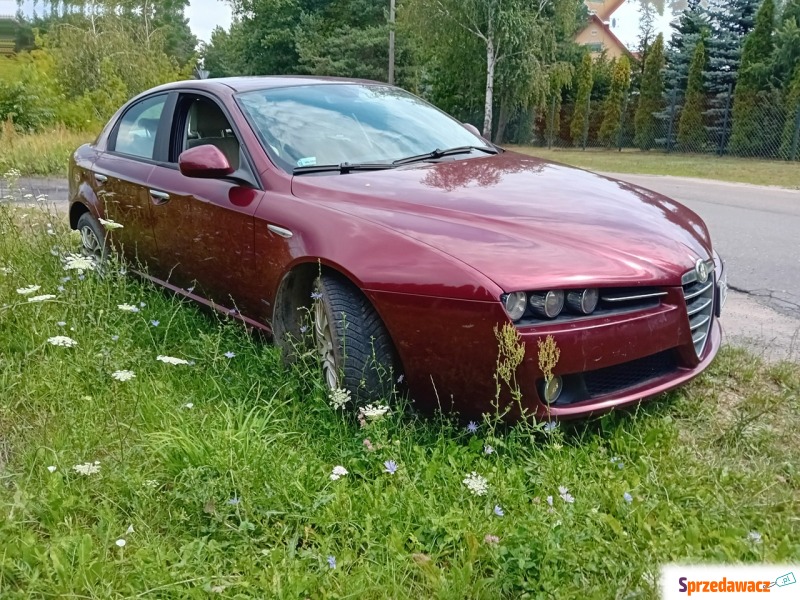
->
[[111, 95, 167, 159]]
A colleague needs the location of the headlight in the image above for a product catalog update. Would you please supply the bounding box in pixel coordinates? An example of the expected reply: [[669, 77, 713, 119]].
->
[[502, 292, 527, 321], [566, 288, 599, 314], [529, 290, 565, 319]]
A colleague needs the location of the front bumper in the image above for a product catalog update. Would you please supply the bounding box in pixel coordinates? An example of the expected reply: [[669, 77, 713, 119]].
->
[[367, 260, 724, 420]]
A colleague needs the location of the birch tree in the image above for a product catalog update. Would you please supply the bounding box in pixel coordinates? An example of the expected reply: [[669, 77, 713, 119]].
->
[[407, 0, 579, 140]]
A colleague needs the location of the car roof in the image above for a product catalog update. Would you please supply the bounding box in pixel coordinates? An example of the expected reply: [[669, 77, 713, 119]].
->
[[154, 75, 385, 95]]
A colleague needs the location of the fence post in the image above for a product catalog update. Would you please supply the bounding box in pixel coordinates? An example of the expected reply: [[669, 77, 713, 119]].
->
[[666, 88, 678, 153], [718, 83, 733, 157], [548, 95, 556, 150], [582, 95, 590, 151], [617, 92, 629, 152], [791, 103, 800, 162]]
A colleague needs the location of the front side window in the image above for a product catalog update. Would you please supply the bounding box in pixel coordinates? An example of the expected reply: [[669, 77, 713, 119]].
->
[[178, 96, 240, 170], [112, 95, 167, 159], [237, 84, 486, 172]]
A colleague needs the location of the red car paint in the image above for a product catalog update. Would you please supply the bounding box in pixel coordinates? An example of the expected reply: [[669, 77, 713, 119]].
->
[[69, 77, 723, 420]]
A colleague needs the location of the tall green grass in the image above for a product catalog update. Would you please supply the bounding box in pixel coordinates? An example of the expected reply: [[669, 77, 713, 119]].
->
[[0, 124, 95, 177], [0, 190, 798, 598]]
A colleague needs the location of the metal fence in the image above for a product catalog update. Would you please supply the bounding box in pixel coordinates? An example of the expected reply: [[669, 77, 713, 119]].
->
[[510, 85, 800, 161]]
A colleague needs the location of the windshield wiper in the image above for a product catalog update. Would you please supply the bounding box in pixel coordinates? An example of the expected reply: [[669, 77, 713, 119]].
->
[[392, 145, 499, 166], [293, 162, 396, 175]]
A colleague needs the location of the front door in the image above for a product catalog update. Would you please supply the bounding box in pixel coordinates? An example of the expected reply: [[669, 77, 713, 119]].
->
[[146, 93, 263, 316]]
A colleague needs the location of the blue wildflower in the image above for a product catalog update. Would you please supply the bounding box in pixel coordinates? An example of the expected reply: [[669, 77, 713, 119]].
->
[[466, 421, 478, 434], [384, 460, 398, 475], [494, 505, 504, 517]]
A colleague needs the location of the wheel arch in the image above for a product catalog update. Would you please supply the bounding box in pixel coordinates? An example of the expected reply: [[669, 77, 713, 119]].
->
[[69, 201, 91, 230], [271, 259, 402, 372]]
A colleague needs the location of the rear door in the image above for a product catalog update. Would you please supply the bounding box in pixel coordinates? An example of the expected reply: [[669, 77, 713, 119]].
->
[[91, 93, 173, 269], [146, 91, 264, 315]]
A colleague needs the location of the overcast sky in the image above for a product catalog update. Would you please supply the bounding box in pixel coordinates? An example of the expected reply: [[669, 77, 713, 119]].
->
[[2, 0, 677, 49]]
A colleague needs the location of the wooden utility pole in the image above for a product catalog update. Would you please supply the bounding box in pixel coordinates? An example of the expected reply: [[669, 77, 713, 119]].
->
[[388, 0, 396, 85]]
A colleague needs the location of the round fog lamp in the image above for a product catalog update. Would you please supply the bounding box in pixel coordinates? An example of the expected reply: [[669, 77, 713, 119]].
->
[[543, 375, 564, 404], [529, 290, 565, 319], [502, 292, 527, 321], [567, 288, 599, 314]]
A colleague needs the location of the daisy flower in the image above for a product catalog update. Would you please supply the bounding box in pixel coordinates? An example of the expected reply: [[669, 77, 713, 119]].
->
[[47, 336, 77, 348], [157, 355, 190, 365], [111, 370, 135, 382], [462, 472, 488, 496], [330, 465, 348, 481], [16, 285, 41, 295]]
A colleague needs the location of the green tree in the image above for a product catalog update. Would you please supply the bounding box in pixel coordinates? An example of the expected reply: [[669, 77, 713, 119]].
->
[[599, 56, 631, 147], [405, 0, 579, 140], [634, 32, 664, 150], [772, 0, 800, 90], [677, 39, 707, 151], [570, 52, 593, 146], [780, 66, 800, 159], [729, 0, 777, 155]]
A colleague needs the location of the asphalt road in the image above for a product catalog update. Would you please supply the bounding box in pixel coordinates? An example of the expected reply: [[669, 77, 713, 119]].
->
[[8, 173, 800, 360]]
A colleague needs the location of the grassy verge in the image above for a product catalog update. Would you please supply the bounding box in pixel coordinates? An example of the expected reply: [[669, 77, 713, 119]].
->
[[513, 147, 800, 189], [0, 126, 95, 177], [1, 197, 799, 598]]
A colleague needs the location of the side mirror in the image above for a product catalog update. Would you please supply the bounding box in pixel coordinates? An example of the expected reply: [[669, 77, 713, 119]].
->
[[462, 123, 483, 138], [178, 145, 234, 179]]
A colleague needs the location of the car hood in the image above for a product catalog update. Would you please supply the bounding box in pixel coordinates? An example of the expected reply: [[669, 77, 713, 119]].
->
[[290, 152, 713, 292]]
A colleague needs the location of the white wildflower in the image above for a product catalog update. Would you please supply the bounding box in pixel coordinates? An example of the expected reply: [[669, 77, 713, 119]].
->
[[28, 294, 57, 303], [48, 336, 77, 348], [462, 472, 489, 496], [157, 355, 190, 365], [111, 370, 135, 382], [143, 479, 159, 488], [72, 461, 101, 475], [99, 218, 124, 230], [47, 465, 57, 473], [115, 538, 126, 547], [359, 404, 391, 421], [330, 465, 348, 481], [16, 285, 41, 295], [182, 402, 194, 409], [0, 266, 12, 275], [62, 253, 96, 272], [747, 531, 762, 544], [558, 486, 575, 504], [125, 524, 135, 534], [118, 303, 140, 313], [329, 387, 351, 410]]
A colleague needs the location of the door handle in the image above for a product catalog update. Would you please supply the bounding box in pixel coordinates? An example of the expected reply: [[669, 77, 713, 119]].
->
[[149, 189, 170, 205], [267, 224, 293, 239], [95, 173, 108, 184]]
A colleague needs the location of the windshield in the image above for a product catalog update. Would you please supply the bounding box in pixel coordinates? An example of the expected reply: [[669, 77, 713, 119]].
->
[[236, 84, 489, 173]]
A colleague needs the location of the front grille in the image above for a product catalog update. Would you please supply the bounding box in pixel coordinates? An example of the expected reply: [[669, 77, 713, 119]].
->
[[583, 350, 678, 397], [682, 262, 715, 357]]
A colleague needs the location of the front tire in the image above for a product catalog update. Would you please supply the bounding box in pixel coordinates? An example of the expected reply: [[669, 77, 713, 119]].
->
[[313, 273, 397, 405]]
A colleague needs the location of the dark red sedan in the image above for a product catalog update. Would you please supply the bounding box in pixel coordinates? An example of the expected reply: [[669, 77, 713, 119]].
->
[[69, 77, 726, 420]]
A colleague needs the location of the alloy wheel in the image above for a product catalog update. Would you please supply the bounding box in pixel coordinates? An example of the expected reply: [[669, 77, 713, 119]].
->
[[313, 296, 339, 390]]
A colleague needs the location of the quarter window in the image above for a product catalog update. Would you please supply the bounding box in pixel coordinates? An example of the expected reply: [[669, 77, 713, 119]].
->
[[112, 95, 167, 159]]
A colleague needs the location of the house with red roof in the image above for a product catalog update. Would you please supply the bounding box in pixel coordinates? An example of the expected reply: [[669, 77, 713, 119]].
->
[[575, 0, 631, 58]]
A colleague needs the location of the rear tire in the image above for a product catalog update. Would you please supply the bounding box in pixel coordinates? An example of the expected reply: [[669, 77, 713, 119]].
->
[[313, 273, 397, 405], [76, 212, 108, 268]]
